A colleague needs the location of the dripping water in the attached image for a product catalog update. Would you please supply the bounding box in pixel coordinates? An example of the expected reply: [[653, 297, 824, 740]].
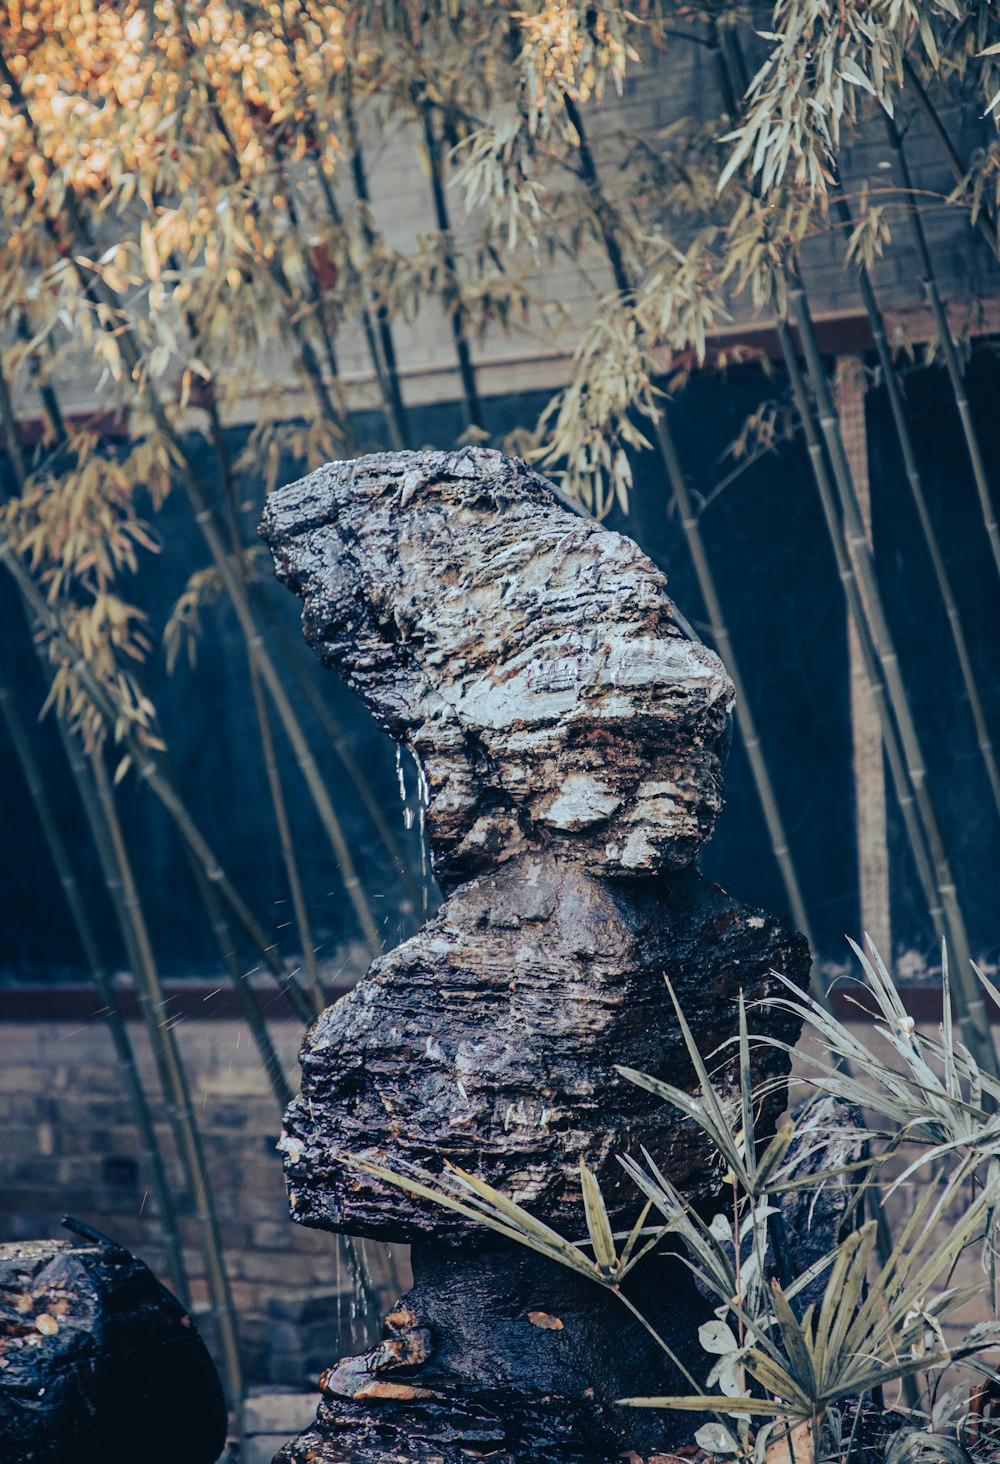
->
[[398, 742, 435, 918], [335, 1232, 343, 1345]]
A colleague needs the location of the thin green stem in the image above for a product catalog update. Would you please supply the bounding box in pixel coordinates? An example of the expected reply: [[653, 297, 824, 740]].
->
[[418, 95, 483, 432], [270, 147, 358, 457], [193, 77, 351, 447], [654, 409, 817, 953], [774, 320, 946, 953], [249, 661, 325, 1014], [204, 383, 327, 1015], [833, 187, 1000, 820], [0, 353, 27, 486], [0, 531, 316, 1021], [341, 64, 411, 449], [884, 113, 1000, 586], [257, 0, 407, 447], [786, 277, 995, 1074], [902, 56, 1000, 259], [87, 747, 242, 1403], [0, 653, 189, 1307]]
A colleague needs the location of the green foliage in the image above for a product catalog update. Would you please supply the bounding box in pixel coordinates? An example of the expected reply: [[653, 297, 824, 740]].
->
[[351, 942, 1000, 1460]]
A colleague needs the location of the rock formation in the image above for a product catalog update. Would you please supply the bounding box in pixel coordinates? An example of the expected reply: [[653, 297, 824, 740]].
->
[[0, 1227, 227, 1464], [260, 447, 808, 1462]]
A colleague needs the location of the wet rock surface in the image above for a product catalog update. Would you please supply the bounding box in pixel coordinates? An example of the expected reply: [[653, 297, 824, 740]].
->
[[0, 1235, 227, 1464], [260, 450, 808, 1464], [261, 447, 734, 884], [281, 858, 803, 1242], [275, 1241, 713, 1463]]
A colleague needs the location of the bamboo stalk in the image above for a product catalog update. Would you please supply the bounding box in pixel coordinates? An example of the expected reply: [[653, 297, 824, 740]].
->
[[774, 320, 946, 949], [0, 530, 316, 1020], [201, 369, 328, 1015], [418, 95, 483, 432], [786, 276, 996, 1069], [164, 439, 384, 957], [271, 7, 402, 445], [194, 91, 351, 448], [832, 188, 1000, 819], [0, 50, 383, 960], [0, 655, 190, 1306], [16, 312, 68, 449], [279, 1, 410, 447], [339, 65, 412, 449], [264, 0, 408, 446], [188, 849, 293, 1109], [248, 663, 325, 1013], [312, 165, 408, 451], [775, 323, 926, 1368], [1, 326, 318, 1057], [883, 114, 1000, 585], [270, 148, 358, 457], [651, 411, 817, 951], [562, 94, 818, 955], [158, 750, 294, 1112], [562, 94, 632, 295], [716, 33, 987, 1057], [0, 353, 28, 486], [902, 56, 1000, 258], [84, 747, 242, 1402]]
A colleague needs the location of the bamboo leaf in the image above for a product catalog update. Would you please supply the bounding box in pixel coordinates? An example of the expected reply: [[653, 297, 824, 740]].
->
[[579, 1158, 618, 1275], [619, 1394, 796, 1418]]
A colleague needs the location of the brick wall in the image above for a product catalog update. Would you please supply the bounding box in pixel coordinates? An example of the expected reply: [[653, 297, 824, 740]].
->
[[0, 1009, 410, 1391], [3, 1004, 994, 1430]]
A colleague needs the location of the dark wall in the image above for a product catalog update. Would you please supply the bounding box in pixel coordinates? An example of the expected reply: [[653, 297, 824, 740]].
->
[[1, 354, 997, 981], [867, 347, 1000, 965]]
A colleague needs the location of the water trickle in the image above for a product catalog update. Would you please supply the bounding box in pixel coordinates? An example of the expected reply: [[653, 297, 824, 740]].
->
[[395, 744, 407, 804], [335, 1235, 342, 1343], [414, 752, 431, 917]]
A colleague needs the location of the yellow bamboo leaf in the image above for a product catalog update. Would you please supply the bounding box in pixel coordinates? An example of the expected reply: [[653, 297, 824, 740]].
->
[[140, 220, 161, 282]]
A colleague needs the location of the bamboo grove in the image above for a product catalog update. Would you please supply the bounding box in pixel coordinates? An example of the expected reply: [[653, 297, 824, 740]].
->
[[1, 0, 999, 1407]]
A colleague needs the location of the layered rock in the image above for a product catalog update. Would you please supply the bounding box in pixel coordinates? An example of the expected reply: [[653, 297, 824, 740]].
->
[[260, 448, 809, 1463], [279, 857, 801, 1243], [261, 448, 733, 883]]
